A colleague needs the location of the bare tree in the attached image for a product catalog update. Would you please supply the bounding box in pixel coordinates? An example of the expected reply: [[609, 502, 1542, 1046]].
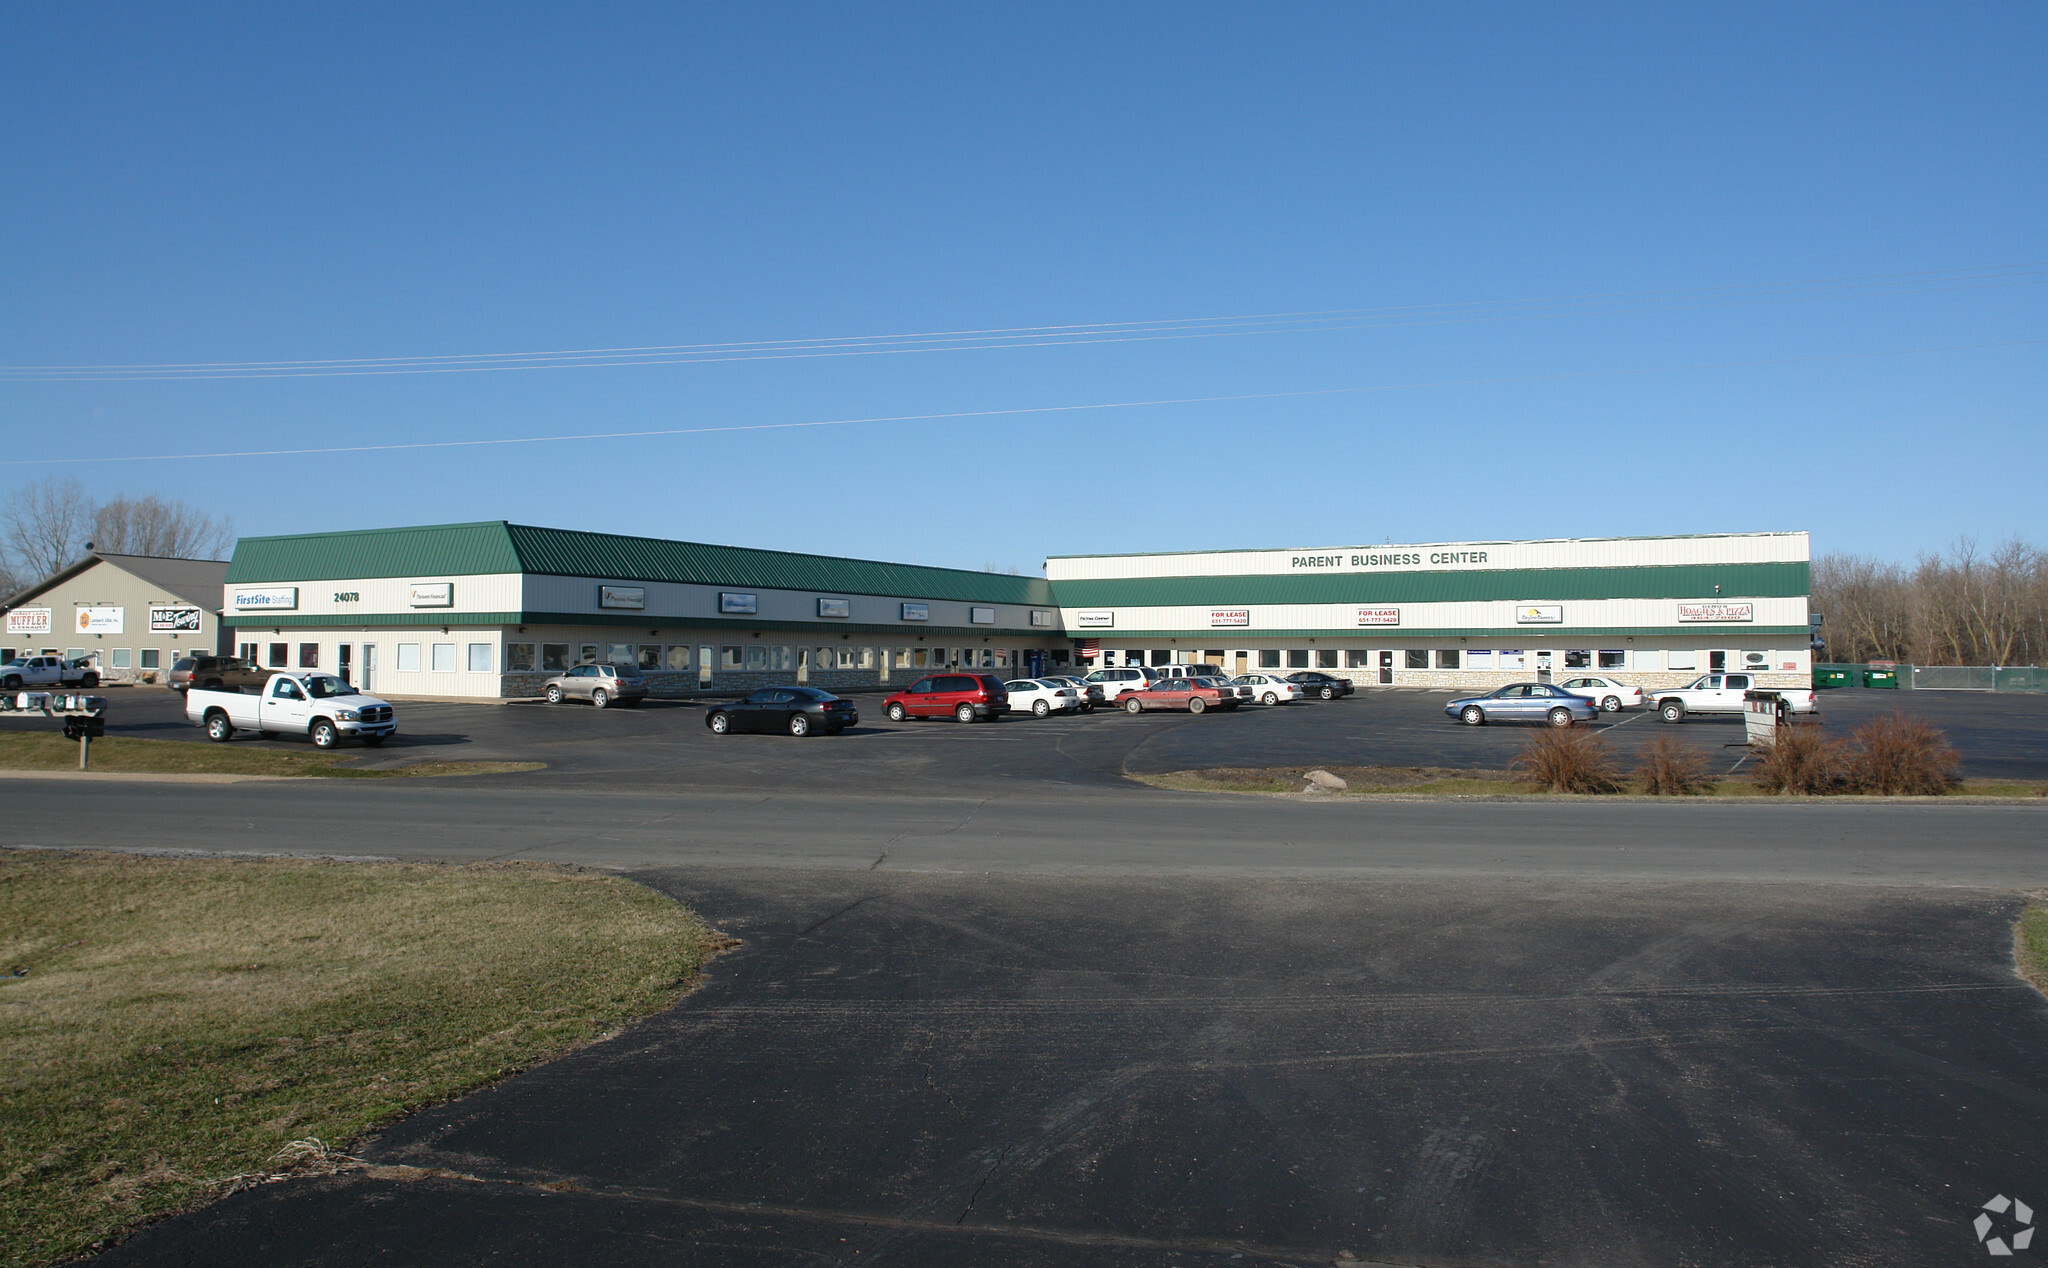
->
[[1, 475, 94, 581], [91, 494, 233, 560], [1810, 553, 1912, 663]]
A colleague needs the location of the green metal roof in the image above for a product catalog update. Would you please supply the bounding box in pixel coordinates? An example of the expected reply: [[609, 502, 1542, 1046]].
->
[[1048, 561, 1808, 608], [1077, 625, 1811, 641], [227, 521, 1055, 605], [225, 522, 524, 584]]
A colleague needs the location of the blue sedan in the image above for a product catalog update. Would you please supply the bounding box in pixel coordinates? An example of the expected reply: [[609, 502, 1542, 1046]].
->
[[1445, 682, 1600, 727]]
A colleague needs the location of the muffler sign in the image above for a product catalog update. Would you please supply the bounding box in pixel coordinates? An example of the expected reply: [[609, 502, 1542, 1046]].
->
[[5, 607, 51, 635]]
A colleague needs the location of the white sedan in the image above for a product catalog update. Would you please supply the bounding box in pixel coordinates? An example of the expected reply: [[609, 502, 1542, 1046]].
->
[[1230, 673, 1304, 704], [1556, 675, 1646, 712], [1003, 679, 1082, 717]]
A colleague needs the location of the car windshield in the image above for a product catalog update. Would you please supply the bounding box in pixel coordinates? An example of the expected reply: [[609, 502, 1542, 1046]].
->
[[303, 675, 357, 698]]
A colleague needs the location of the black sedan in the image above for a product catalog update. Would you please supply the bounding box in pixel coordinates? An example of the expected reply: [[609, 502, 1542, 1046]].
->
[[1285, 671, 1355, 700], [705, 687, 858, 736]]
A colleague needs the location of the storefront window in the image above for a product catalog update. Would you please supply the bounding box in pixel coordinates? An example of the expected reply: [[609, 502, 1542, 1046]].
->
[[1406, 649, 1428, 669], [1346, 650, 1370, 668], [1500, 649, 1526, 670], [300, 643, 320, 668], [1467, 650, 1491, 668], [140, 648, 160, 670], [579, 644, 599, 664], [744, 645, 767, 670], [468, 643, 493, 672], [397, 643, 421, 672], [1316, 650, 1339, 669], [1259, 649, 1281, 668], [1287, 649, 1309, 669], [834, 646, 854, 669], [1565, 649, 1592, 668], [111, 648, 132, 668], [639, 645, 662, 670], [721, 646, 743, 669], [542, 644, 569, 671], [771, 646, 794, 670], [860, 647, 877, 669], [269, 643, 289, 667], [1599, 650, 1627, 669], [431, 643, 456, 673], [1436, 649, 1460, 669], [605, 642, 632, 666], [509, 643, 537, 672], [665, 645, 690, 671]]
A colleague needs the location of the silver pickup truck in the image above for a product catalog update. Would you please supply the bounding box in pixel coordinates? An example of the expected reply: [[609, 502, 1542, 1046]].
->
[[1652, 673, 1818, 723], [186, 671, 397, 748]]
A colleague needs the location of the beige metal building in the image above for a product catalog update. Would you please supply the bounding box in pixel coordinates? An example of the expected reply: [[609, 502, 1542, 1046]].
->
[[1, 552, 232, 683]]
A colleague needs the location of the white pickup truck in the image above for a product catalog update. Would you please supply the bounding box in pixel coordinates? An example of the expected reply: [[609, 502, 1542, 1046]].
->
[[1652, 673, 1818, 723], [1, 654, 101, 690], [186, 671, 397, 748]]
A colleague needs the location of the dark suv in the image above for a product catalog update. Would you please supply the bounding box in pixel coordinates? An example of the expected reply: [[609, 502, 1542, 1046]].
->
[[883, 673, 1010, 723], [169, 655, 268, 694]]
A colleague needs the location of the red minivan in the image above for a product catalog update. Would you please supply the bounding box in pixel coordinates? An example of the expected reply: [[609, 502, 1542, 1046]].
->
[[883, 673, 1010, 723]]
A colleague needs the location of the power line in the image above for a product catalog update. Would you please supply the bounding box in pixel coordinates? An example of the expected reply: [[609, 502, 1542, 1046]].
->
[[5, 335, 2038, 467], [2, 262, 2042, 382]]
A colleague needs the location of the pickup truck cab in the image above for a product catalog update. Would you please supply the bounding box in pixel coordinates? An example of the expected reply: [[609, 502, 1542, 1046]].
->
[[1, 654, 100, 690], [1653, 674, 1818, 723], [187, 671, 397, 748]]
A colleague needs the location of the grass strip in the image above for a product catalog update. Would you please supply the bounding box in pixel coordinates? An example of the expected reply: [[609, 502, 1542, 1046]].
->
[[1132, 765, 2048, 798], [0, 850, 722, 1267], [2020, 906, 2048, 999], [0, 731, 540, 777]]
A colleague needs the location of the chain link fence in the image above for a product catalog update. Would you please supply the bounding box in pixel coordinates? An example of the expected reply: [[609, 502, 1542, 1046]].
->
[[1909, 665, 2046, 692]]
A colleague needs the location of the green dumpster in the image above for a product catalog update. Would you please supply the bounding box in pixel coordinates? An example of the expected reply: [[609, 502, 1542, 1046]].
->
[[1812, 666, 1853, 689], [1862, 667, 1899, 689]]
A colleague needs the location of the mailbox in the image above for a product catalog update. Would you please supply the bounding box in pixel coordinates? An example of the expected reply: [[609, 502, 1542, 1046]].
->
[[62, 716, 106, 740]]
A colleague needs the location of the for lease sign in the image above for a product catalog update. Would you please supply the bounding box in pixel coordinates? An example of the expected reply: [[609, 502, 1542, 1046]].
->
[[1678, 602, 1754, 622], [1355, 607, 1400, 626], [1209, 609, 1249, 627]]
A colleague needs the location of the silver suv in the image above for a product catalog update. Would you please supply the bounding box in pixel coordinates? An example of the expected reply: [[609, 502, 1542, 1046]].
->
[[541, 663, 649, 708], [1079, 666, 1160, 702]]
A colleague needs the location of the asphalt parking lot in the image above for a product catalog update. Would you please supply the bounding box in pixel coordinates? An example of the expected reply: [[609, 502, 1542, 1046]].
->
[[91, 869, 2048, 1267], [14, 682, 2047, 1267], [31, 681, 2048, 789]]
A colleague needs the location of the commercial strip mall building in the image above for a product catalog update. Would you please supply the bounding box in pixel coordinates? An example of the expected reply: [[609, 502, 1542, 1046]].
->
[[206, 521, 1812, 699]]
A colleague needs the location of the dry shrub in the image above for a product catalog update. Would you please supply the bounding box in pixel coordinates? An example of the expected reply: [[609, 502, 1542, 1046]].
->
[[1634, 733, 1716, 795], [1750, 726, 1854, 795], [1851, 710, 1962, 795], [1510, 727, 1622, 793]]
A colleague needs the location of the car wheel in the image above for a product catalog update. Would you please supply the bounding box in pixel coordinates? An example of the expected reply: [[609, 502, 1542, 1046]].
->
[[709, 711, 731, 734], [1079, 702, 1092, 713], [789, 713, 811, 737], [1033, 699, 1050, 716], [1258, 692, 1275, 705], [1460, 705, 1485, 726], [1660, 700, 1685, 723], [1, 676, 18, 690], [887, 702, 907, 722], [311, 719, 339, 749], [1125, 696, 1144, 714], [955, 703, 975, 723], [1547, 707, 1574, 728], [1601, 696, 1622, 712], [546, 685, 563, 704], [81, 673, 99, 688], [1321, 686, 1335, 700], [205, 712, 233, 742], [591, 688, 610, 709], [1188, 696, 1206, 714], [361, 735, 386, 747]]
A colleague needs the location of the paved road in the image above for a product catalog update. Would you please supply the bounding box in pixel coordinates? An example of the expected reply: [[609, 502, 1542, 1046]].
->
[[9, 777, 2048, 885]]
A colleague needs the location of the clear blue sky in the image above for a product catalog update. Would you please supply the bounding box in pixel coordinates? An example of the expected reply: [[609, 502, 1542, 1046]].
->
[[3, 4, 2042, 572]]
